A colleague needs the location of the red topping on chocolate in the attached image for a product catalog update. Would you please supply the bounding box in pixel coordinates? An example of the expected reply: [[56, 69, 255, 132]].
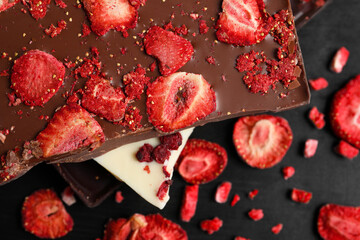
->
[[22, 0, 50, 20], [304, 139, 318, 158], [123, 66, 150, 100], [248, 209, 264, 221], [309, 77, 328, 91], [54, 0, 67, 8], [291, 188, 312, 204], [180, 184, 199, 222], [136, 143, 153, 162], [206, 56, 216, 65], [309, 106, 325, 129], [0, 0, 18, 12], [152, 144, 170, 164], [44, 20, 67, 38], [335, 140, 359, 159], [200, 217, 223, 235], [215, 181, 232, 203], [81, 23, 91, 37], [121, 105, 142, 131], [236, 50, 265, 72], [61, 186, 76, 206], [159, 132, 183, 150], [330, 46, 350, 73], [271, 223, 283, 235], [230, 194, 240, 207], [282, 166, 295, 180], [198, 19, 209, 34]]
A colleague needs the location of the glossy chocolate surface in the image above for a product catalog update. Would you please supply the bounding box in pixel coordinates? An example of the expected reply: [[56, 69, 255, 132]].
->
[[291, 0, 331, 28]]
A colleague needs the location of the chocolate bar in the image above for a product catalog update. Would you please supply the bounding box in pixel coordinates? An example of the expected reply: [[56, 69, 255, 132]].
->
[[0, 0, 310, 185], [291, 0, 332, 28]]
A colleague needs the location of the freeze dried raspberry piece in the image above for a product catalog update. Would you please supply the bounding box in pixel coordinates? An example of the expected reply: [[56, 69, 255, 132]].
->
[[335, 140, 359, 159], [44, 20, 67, 38], [233, 115, 293, 169], [318, 204, 360, 240], [180, 185, 199, 222], [309, 107, 325, 129], [22, 189, 74, 239], [0, 0, 18, 12], [144, 26, 194, 76], [330, 47, 350, 73], [215, 181, 232, 203], [61, 186, 76, 206], [291, 188, 312, 204], [309, 77, 328, 91], [215, 0, 273, 46], [177, 139, 228, 184], [36, 104, 105, 158], [82, 75, 128, 122], [282, 166, 295, 180], [199, 20, 209, 34], [146, 72, 216, 132], [103, 218, 131, 240], [22, 0, 50, 20], [200, 217, 223, 235], [248, 189, 259, 200], [248, 209, 264, 221], [231, 194, 240, 207], [123, 66, 150, 100], [160, 132, 182, 150], [236, 50, 266, 73], [304, 139, 318, 158], [136, 143, 153, 162], [271, 223, 283, 235], [10, 50, 65, 106], [330, 75, 360, 149]]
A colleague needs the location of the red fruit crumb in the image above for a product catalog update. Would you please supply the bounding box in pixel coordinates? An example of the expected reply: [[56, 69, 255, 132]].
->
[[236, 50, 265, 73], [309, 77, 328, 91], [200, 217, 223, 235], [248, 189, 259, 200], [149, 61, 156, 72], [120, 47, 127, 55], [330, 47, 350, 73], [180, 185, 199, 222], [115, 191, 124, 203], [23, 0, 51, 20], [44, 20, 67, 38], [156, 180, 172, 200], [291, 188, 312, 204], [282, 166, 295, 180], [151, 144, 170, 164], [123, 66, 150, 100], [235, 237, 250, 240], [55, 0, 67, 8], [215, 181, 232, 203], [174, 24, 188, 36], [190, 13, 199, 20], [136, 143, 153, 162], [121, 106, 142, 131], [143, 165, 150, 174], [199, 20, 209, 34], [335, 140, 359, 159], [0, 69, 9, 76], [309, 107, 325, 129], [159, 132, 182, 150], [271, 223, 283, 235], [230, 194, 240, 207], [304, 139, 318, 158], [206, 56, 216, 65], [82, 23, 91, 37], [248, 209, 264, 221], [61, 186, 76, 206]]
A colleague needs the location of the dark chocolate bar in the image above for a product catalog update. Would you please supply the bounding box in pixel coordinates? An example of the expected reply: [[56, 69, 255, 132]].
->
[[291, 0, 332, 28]]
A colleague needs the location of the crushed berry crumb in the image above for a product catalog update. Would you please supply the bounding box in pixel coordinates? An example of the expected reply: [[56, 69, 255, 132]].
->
[[81, 23, 91, 37], [143, 165, 150, 174], [282, 166, 295, 180], [248, 209, 264, 221], [199, 20, 209, 34], [55, 0, 67, 8], [206, 56, 215, 65], [248, 189, 259, 200], [271, 223, 283, 235], [200, 217, 223, 235], [123, 66, 150, 100], [230, 194, 240, 207], [309, 107, 325, 129], [44, 20, 67, 38], [309, 77, 328, 91], [115, 191, 124, 203]]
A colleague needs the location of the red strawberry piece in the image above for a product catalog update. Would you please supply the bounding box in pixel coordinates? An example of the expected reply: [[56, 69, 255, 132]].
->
[[61, 186, 76, 206], [22, 189, 74, 239], [215, 181, 232, 203], [82, 75, 128, 122], [10, 50, 65, 106], [318, 204, 360, 240], [0, 0, 18, 12], [200, 217, 223, 235], [233, 115, 293, 169], [309, 77, 328, 91], [103, 218, 132, 240], [304, 139, 318, 158], [271, 223, 283, 235], [215, 0, 273, 46], [230, 194, 240, 207], [36, 104, 105, 158], [291, 188, 312, 204], [146, 72, 216, 132], [330, 75, 360, 149], [115, 191, 124, 203], [136, 143, 154, 162], [248, 189, 259, 200], [144, 26, 194, 76], [152, 144, 171, 164], [309, 107, 325, 129], [248, 209, 264, 221], [132, 214, 188, 240], [180, 184, 199, 222], [82, 0, 138, 36], [335, 140, 359, 160], [177, 139, 228, 184], [282, 166, 295, 180], [330, 47, 350, 73], [160, 132, 183, 150], [22, 0, 50, 20], [235, 237, 250, 240]]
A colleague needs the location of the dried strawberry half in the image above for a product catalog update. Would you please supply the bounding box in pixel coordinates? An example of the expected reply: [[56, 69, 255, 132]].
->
[[233, 115, 292, 169], [22, 189, 73, 239], [11, 50, 65, 106], [144, 26, 194, 76], [82, 75, 128, 122], [216, 0, 273, 46], [36, 103, 105, 158], [330, 75, 360, 149], [146, 72, 216, 132], [0, 0, 18, 12], [82, 0, 138, 36], [215, 181, 232, 203], [176, 139, 227, 184], [180, 184, 199, 222], [318, 204, 360, 240]]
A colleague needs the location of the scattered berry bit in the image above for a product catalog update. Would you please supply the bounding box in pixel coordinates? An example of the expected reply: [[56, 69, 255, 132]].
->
[[0, 0, 18, 12], [248, 209, 264, 221], [206, 56, 216, 65], [44, 20, 67, 38], [309, 107, 325, 129], [143, 165, 150, 174], [233, 115, 293, 169], [199, 20, 209, 34], [156, 180, 172, 201], [103, 218, 131, 240], [81, 23, 91, 37], [152, 144, 170, 164], [291, 188, 312, 204], [146, 72, 216, 132], [136, 143, 154, 162], [177, 139, 228, 185], [121, 105, 142, 131], [115, 191, 124, 203], [54, 0, 67, 8], [22, 0, 50, 20], [174, 24, 188, 36], [304, 139, 318, 158], [11, 50, 65, 106], [215, 181, 232, 203], [22, 189, 74, 239], [180, 185, 199, 222], [282, 166, 295, 180], [123, 66, 150, 100], [61, 186, 76, 206], [200, 217, 223, 235], [160, 132, 183, 150], [248, 189, 259, 200], [330, 46, 350, 73], [309, 77, 328, 91], [144, 26, 194, 76], [230, 194, 240, 207], [335, 140, 359, 160], [236, 50, 265, 73], [235, 237, 250, 240], [271, 223, 283, 235]]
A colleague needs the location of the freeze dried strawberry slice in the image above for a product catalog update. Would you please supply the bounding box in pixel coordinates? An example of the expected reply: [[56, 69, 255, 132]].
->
[[304, 139, 318, 158], [318, 204, 360, 240], [215, 181, 232, 203], [309, 107, 325, 129], [330, 75, 360, 149], [22, 189, 73, 239], [291, 188, 312, 204], [36, 104, 105, 158], [103, 218, 131, 240], [82, 75, 128, 122], [233, 115, 292, 169], [82, 0, 138, 36], [0, 0, 18, 12], [144, 26, 194, 76], [177, 139, 228, 184], [180, 185, 199, 222], [11, 50, 65, 106], [200, 217, 223, 235], [146, 72, 216, 132], [22, 0, 50, 20], [335, 140, 359, 159], [330, 47, 350, 73], [216, 0, 272, 46]]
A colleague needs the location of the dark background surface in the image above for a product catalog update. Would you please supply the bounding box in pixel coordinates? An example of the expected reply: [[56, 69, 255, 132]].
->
[[1, 0, 360, 239]]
